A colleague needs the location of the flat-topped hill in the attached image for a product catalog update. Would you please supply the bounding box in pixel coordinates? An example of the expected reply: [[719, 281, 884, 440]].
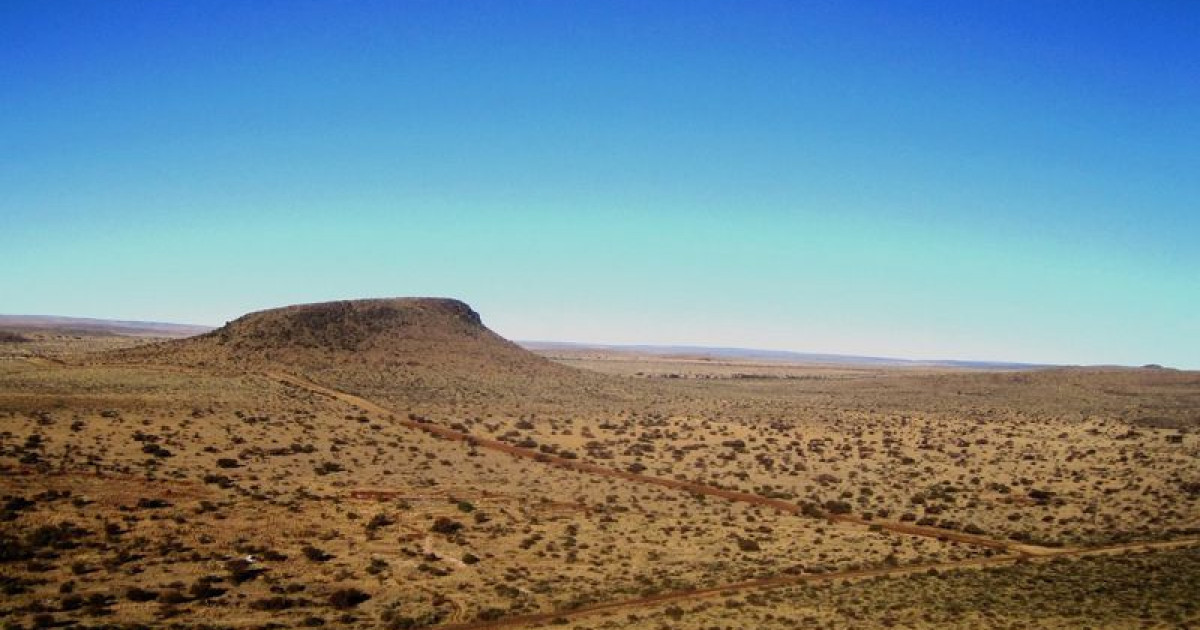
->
[[109, 298, 604, 408], [206, 298, 490, 351], [180, 298, 532, 364]]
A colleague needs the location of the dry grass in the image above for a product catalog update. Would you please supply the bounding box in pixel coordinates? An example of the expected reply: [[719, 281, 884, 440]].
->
[[563, 547, 1200, 629], [1, 300, 1197, 629]]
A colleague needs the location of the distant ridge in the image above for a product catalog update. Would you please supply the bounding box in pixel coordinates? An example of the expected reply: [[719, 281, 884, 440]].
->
[[520, 341, 1051, 370], [0, 314, 211, 338]]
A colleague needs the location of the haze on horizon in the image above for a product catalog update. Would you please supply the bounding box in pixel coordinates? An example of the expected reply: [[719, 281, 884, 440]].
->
[[3, 2, 1197, 369]]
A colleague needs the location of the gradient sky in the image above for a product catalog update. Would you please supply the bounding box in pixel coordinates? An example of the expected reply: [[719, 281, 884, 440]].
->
[[3, 1, 1198, 368]]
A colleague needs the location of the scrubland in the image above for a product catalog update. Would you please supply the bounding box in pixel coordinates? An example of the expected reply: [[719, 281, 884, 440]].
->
[[1, 299, 1197, 629]]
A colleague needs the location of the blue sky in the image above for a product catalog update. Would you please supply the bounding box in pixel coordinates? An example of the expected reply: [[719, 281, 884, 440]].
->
[[2, 1, 1197, 367]]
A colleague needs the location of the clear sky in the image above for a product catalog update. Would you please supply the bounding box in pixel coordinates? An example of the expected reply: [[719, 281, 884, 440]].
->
[[3, 1, 1197, 368]]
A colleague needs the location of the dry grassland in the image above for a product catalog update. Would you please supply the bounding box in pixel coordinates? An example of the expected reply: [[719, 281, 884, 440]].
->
[[1, 301, 1197, 629]]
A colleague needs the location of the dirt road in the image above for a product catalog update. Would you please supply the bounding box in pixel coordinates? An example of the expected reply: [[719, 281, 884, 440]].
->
[[266, 371, 1055, 555], [264, 372, 1200, 628], [434, 537, 1200, 630]]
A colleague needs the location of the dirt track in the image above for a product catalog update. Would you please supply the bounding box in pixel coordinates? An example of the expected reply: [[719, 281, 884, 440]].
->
[[434, 537, 1200, 630], [19, 362, 1192, 628], [266, 371, 1057, 555], [262, 371, 1200, 627], [22, 356, 66, 367]]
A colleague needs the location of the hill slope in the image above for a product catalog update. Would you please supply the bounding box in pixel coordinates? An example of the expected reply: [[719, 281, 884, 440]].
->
[[109, 297, 608, 408]]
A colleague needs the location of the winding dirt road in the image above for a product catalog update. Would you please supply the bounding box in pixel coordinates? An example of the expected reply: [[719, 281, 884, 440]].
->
[[433, 537, 1200, 630], [23, 353, 1196, 627], [267, 371, 1052, 554], [266, 371, 1200, 628]]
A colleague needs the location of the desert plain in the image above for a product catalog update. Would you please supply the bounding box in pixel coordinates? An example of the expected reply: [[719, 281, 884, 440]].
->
[[1, 298, 1197, 629]]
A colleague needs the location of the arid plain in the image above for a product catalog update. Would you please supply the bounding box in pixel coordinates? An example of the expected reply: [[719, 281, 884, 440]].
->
[[2, 298, 1197, 629]]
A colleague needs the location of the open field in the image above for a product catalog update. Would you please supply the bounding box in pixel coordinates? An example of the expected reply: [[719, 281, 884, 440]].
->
[[2, 299, 1198, 629], [449, 350, 1200, 548]]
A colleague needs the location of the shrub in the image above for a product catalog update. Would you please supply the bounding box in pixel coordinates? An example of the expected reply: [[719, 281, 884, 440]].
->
[[158, 589, 188, 604], [84, 593, 115, 613], [251, 596, 305, 611], [430, 517, 462, 535], [366, 513, 394, 533], [328, 588, 370, 609], [226, 558, 266, 584], [142, 443, 172, 458], [799, 502, 825, 519], [1029, 489, 1056, 502], [823, 500, 853, 515], [28, 522, 91, 550], [735, 537, 761, 552], [302, 545, 333, 562], [4, 495, 35, 517], [0, 534, 32, 561], [202, 474, 234, 489], [126, 587, 158, 602], [314, 461, 345, 475], [189, 578, 227, 599]]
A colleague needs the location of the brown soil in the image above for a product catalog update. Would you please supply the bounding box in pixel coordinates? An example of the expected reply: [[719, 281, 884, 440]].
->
[[2, 298, 1197, 629]]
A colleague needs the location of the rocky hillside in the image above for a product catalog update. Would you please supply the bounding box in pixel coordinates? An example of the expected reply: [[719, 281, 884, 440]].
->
[[108, 298, 615, 409]]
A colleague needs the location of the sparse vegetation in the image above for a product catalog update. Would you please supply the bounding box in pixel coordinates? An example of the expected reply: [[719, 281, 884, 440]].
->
[[0, 299, 1195, 629]]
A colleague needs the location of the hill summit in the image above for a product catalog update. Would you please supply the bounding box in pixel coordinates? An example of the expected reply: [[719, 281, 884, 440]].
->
[[203, 298, 495, 354]]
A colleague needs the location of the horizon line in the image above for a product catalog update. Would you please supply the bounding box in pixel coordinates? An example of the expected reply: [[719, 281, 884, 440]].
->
[[0, 312, 1185, 371]]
